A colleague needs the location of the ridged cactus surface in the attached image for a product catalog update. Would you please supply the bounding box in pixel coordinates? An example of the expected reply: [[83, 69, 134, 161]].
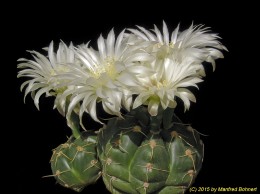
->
[[50, 131, 101, 192], [97, 107, 204, 194]]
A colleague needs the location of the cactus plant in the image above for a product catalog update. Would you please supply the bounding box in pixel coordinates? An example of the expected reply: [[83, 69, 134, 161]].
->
[[17, 22, 226, 193], [49, 131, 101, 192], [97, 107, 203, 194]]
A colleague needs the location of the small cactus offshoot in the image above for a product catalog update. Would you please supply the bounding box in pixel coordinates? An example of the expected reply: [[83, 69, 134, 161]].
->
[[48, 131, 101, 192]]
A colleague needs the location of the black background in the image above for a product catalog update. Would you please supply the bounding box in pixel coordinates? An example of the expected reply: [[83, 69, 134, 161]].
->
[[10, 2, 259, 194]]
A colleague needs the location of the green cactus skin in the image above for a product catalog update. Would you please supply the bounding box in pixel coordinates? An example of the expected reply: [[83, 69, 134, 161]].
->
[[97, 107, 204, 194], [50, 131, 102, 192]]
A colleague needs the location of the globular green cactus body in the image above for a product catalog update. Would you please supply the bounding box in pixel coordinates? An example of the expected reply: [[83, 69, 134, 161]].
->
[[97, 107, 204, 194], [50, 131, 101, 192]]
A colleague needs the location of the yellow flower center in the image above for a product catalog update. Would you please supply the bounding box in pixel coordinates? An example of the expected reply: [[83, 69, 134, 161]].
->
[[151, 79, 168, 89], [91, 57, 118, 80], [105, 57, 117, 79]]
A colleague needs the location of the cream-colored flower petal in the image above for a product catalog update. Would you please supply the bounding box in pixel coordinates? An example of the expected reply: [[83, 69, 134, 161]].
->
[[171, 23, 180, 44], [106, 29, 115, 57], [133, 92, 152, 109], [148, 99, 159, 116], [162, 21, 169, 45]]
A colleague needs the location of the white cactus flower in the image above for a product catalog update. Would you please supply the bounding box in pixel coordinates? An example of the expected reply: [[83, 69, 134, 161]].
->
[[128, 21, 227, 75], [132, 58, 203, 116], [17, 41, 77, 112], [63, 29, 153, 127]]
